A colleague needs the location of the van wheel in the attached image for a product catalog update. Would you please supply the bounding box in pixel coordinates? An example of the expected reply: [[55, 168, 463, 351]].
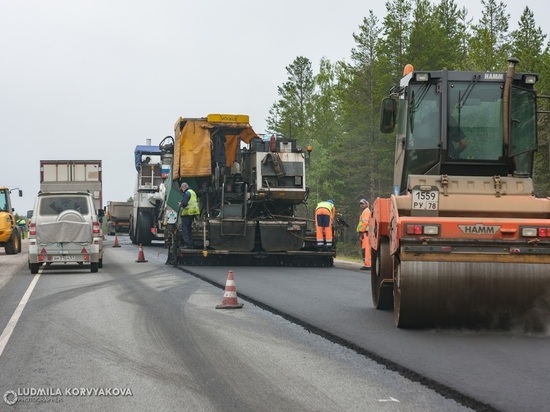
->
[[91, 262, 99, 273], [30, 263, 40, 274], [98, 257, 103, 268]]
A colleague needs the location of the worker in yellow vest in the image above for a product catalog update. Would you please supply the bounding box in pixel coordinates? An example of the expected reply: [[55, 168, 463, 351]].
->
[[315, 200, 335, 249], [17, 218, 27, 239], [357, 199, 371, 270], [179, 182, 200, 249]]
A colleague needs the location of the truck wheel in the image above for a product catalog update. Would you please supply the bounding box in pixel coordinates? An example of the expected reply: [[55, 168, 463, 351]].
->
[[136, 211, 153, 246], [129, 216, 137, 244], [5, 229, 20, 255], [30, 263, 40, 274], [91, 262, 99, 273], [371, 237, 393, 310], [98, 257, 103, 268]]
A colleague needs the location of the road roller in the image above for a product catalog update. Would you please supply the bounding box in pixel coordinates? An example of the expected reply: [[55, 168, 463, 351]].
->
[[369, 58, 550, 329]]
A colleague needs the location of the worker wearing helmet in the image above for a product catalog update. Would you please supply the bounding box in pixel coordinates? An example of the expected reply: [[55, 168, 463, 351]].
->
[[178, 182, 200, 249], [315, 199, 336, 249], [357, 199, 371, 270], [17, 217, 27, 239]]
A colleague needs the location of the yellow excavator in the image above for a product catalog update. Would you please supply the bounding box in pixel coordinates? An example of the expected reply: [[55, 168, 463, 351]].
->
[[0, 186, 22, 255]]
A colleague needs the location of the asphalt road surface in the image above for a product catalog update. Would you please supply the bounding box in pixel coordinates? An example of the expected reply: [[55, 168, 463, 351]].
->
[[0, 237, 547, 411]]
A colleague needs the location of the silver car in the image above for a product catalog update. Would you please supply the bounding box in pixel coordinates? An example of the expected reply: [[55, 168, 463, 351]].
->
[[28, 191, 104, 273]]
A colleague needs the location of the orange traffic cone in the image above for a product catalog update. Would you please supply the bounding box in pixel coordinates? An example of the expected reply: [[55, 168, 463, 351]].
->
[[136, 244, 148, 263], [216, 270, 244, 309], [113, 234, 121, 248]]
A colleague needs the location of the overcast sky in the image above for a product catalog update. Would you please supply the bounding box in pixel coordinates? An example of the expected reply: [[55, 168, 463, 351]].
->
[[1, 0, 547, 214]]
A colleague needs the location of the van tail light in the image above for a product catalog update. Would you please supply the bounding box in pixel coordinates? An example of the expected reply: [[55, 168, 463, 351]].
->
[[29, 223, 36, 236], [93, 221, 100, 235]]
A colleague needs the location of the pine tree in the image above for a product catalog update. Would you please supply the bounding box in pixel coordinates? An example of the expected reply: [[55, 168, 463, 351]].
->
[[466, 0, 510, 70], [266, 56, 315, 143]]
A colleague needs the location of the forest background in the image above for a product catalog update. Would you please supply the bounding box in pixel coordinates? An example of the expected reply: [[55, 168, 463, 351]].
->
[[265, 0, 550, 256]]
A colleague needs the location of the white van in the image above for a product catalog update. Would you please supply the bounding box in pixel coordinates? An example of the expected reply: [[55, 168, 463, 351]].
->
[[28, 191, 104, 273]]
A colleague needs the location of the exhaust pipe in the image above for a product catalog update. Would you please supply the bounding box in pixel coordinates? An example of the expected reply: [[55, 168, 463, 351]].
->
[[503, 57, 519, 146]]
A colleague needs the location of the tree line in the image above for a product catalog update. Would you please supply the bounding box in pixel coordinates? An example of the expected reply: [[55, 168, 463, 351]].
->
[[265, 0, 550, 249]]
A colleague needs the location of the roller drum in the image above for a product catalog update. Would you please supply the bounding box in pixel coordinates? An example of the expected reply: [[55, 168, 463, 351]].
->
[[394, 260, 550, 329], [371, 238, 393, 310]]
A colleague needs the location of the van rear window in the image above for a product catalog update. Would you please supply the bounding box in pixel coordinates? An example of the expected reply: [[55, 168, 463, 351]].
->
[[39, 196, 90, 215]]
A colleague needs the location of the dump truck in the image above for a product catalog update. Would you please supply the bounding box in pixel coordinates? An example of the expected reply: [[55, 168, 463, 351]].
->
[[129, 140, 165, 245], [0, 186, 22, 255], [39, 160, 103, 212], [106, 201, 133, 235], [157, 114, 336, 266], [370, 58, 550, 329]]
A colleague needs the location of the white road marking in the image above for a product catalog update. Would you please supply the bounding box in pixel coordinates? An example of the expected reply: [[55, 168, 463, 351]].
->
[[378, 397, 400, 402], [0, 271, 42, 358]]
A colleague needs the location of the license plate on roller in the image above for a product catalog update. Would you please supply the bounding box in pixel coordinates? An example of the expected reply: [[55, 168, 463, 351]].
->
[[411, 189, 439, 210]]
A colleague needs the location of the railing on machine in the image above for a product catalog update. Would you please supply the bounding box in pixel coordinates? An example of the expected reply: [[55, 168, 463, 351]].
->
[[220, 183, 248, 237]]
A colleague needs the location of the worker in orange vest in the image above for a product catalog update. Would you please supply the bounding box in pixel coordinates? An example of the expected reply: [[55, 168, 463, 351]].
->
[[315, 199, 335, 249], [357, 199, 371, 270]]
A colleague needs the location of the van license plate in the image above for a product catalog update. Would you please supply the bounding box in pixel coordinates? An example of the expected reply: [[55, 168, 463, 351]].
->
[[53, 256, 77, 261]]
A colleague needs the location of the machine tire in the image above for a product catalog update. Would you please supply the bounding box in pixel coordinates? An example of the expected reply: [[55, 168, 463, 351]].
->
[[371, 237, 393, 310], [30, 263, 40, 274], [136, 210, 153, 246], [5, 228, 21, 255], [90, 262, 99, 273], [16, 229, 22, 253], [98, 257, 103, 268]]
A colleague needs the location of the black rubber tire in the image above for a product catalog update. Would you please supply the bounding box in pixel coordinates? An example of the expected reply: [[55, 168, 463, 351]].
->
[[129, 215, 137, 245], [30, 263, 40, 274], [371, 237, 393, 310], [136, 210, 153, 246], [16, 230, 22, 253], [5, 228, 20, 255], [90, 262, 99, 273], [98, 257, 103, 268]]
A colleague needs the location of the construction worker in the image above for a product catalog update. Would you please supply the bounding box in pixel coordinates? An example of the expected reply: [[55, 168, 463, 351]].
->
[[357, 199, 371, 270], [17, 218, 27, 239], [315, 199, 335, 249], [178, 182, 200, 249]]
